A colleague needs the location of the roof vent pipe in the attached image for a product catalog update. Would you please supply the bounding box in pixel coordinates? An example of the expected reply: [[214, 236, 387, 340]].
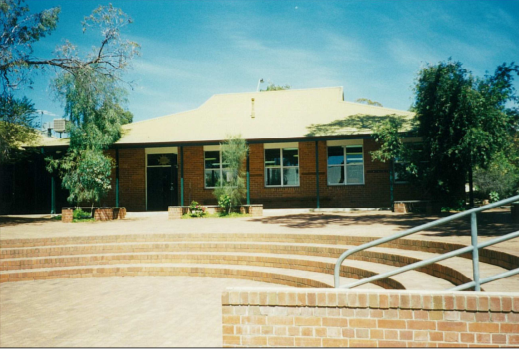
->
[[251, 98, 255, 119]]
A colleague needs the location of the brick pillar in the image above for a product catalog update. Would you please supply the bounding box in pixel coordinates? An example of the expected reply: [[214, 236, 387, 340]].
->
[[168, 206, 183, 219], [62, 208, 73, 223]]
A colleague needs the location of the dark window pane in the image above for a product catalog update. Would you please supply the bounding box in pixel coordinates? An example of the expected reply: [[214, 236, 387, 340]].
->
[[148, 154, 174, 166], [394, 162, 410, 182], [265, 168, 281, 186], [346, 146, 363, 154], [283, 148, 299, 166], [327, 147, 344, 165], [327, 166, 344, 184], [265, 149, 281, 167], [204, 151, 220, 169], [205, 169, 220, 187]]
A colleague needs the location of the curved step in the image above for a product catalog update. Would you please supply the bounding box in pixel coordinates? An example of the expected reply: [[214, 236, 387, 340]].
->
[[1, 251, 458, 290], [0, 263, 384, 290], [2, 233, 517, 271], [3, 240, 516, 291]]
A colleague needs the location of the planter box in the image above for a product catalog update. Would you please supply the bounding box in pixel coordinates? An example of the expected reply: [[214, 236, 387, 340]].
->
[[394, 200, 435, 214], [62, 207, 126, 222], [240, 204, 263, 217], [62, 208, 74, 223], [168, 204, 263, 219]]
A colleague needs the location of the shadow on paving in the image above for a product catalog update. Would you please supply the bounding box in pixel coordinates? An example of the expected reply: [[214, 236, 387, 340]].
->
[[251, 211, 519, 237], [0, 216, 56, 227]]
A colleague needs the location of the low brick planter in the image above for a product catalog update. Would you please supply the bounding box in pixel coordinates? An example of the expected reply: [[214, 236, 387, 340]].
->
[[168, 204, 263, 219], [394, 200, 434, 214], [240, 204, 263, 217], [168, 206, 189, 219], [61, 208, 74, 223], [62, 207, 126, 222]]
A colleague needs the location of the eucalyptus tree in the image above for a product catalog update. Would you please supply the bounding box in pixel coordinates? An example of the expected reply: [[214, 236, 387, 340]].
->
[[371, 60, 519, 207]]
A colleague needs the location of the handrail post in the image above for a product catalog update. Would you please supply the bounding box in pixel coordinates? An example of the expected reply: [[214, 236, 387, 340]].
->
[[471, 212, 481, 291]]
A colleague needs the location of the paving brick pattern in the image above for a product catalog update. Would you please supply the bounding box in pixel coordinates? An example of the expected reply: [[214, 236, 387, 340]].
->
[[0, 277, 288, 347]]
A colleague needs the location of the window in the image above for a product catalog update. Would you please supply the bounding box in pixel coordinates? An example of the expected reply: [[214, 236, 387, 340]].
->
[[204, 150, 231, 188], [394, 142, 424, 183], [327, 145, 364, 185], [265, 147, 299, 187]]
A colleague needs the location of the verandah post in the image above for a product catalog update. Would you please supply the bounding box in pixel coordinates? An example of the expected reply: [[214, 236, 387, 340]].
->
[[246, 145, 250, 205], [315, 141, 320, 209], [115, 148, 120, 207], [180, 146, 184, 206]]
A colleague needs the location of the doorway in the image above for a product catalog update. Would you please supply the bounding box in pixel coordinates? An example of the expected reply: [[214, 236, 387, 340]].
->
[[146, 152, 178, 211]]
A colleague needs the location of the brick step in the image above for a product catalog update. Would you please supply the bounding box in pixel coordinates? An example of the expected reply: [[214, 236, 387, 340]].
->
[[2, 233, 516, 271], [2, 241, 516, 292], [0, 251, 457, 290], [0, 263, 384, 289]]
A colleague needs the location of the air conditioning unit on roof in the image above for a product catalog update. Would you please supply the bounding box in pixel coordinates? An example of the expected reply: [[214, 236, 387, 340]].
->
[[53, 119, 67, 133]]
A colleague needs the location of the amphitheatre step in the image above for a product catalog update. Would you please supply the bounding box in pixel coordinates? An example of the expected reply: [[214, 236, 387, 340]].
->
[[2, 233, 516, 272], [0, 251, 454, 290], [2, 240, 516, 291], [0, 263, 384, 290]]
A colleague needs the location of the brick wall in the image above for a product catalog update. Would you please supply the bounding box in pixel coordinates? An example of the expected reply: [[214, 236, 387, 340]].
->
[[222, 289, 519, 347], [118, 148, 146, 211], [102, 139, 424, 211]]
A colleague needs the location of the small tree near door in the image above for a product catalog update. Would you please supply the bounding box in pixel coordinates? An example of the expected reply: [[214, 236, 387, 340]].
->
[[213, 135, 248, 214]]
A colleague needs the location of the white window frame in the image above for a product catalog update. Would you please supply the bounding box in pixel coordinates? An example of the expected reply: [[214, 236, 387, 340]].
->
[[264, 143, 300, 188], [204, 146, 229, 189], [326, 143, 365, 186]]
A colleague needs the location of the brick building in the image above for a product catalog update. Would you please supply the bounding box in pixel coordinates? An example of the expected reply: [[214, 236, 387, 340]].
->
[[2, 87, 423, 213]]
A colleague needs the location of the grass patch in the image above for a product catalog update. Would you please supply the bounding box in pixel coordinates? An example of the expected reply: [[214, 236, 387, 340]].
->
[[72, 218, 96, 223], [181, 212, 250, 219], [51, 215, 62, 220]]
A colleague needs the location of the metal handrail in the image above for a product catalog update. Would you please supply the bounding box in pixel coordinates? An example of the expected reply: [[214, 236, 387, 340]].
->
[[334, 195, 519, 290]]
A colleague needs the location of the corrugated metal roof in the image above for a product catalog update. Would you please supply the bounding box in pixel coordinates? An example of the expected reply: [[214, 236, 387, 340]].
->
[[37, 87, 414, 147]]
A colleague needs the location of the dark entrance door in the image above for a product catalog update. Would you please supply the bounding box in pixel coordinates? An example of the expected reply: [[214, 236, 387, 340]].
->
[[146, 153, 178, 211]]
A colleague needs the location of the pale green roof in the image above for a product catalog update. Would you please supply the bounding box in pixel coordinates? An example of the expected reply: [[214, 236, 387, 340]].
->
[[38, 87, 414, 147]]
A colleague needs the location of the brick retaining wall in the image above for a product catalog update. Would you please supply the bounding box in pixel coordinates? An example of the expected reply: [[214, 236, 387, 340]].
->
[[222, 289, 519, 347]]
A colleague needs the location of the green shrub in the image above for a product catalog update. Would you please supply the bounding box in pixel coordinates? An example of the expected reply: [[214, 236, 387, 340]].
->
[[189, 201, 205, 217], [73, 208, 91, 220], [217, 194, 232, 215]]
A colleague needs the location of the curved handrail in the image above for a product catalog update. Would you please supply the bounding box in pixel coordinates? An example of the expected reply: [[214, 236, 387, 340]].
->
[[334, 194, 519, 289]]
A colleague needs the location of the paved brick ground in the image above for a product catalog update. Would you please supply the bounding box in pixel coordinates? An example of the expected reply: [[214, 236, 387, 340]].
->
[[1, 209, 518, 254], [0, 209, 517, 347], [0, 277, 288, 347]]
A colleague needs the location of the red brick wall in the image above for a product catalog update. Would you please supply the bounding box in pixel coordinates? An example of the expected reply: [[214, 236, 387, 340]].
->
[[102, 140, 424, 211], [222, 289, 519, 347], [116, 148, 146, 211]]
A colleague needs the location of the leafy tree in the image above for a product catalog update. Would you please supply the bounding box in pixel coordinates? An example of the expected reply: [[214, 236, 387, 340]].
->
[[372, 60, 519, 206], [473, 146, 519, 199], [0, 0, 60, 91], [213, 135, 248, 214], [47, 148, 113, 208], [355, 98, 383, 107], [44, 4, 138, 206], [0, 95, 39, 163], [262, 83, 291, 91], [0, 0, 59, 163]]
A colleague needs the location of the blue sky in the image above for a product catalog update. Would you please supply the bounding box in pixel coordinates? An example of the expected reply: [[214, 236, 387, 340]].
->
[[20, 0, 519, 125]]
